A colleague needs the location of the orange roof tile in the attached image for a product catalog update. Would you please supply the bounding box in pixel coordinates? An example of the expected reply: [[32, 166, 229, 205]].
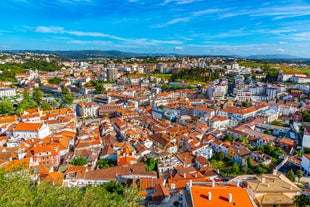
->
[[14, 123, 43, 131], [190, 184, 254, 207], [45, 172, 64, 185]]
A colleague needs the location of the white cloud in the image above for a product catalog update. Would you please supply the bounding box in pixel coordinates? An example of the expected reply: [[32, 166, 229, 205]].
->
[[33, 26, 183, 46], [161, 0, 200, 5], [276, 48, 285, 53], [279, 41, 288, 45], [174, 46, 184, 51], [193, 9, 226, 17], [34, 26, 64, 33], [153, 17, 190, 28]]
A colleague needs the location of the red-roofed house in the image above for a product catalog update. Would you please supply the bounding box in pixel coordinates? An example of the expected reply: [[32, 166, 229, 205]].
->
[[13, 123, 51, 139]]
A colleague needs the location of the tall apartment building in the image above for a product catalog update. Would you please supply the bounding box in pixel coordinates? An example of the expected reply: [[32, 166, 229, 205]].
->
[[106, 68, 118, 81]]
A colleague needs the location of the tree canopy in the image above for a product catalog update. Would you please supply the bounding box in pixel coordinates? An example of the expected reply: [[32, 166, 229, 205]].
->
[[70, 157, 88, 166], [145, 158, 158, 172], [97, 158, 116, 169], [0, 170, 142, 207], [0, 100, 14, 115], [286, 169, 296, 182]]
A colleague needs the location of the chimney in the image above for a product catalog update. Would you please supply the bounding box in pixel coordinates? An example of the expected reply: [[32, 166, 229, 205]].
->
[[262, 178, 265, 183], [212, 179, 215, 188], [228, 193, 232, 203], [290, 184, 293, 190], [186, 180, 192, 190], [184, 173, 186, 178], [273, 169, 277, 175], [236, 180, 240, 187], [208, 192, 212, 200], [217, 169, 220, 174]]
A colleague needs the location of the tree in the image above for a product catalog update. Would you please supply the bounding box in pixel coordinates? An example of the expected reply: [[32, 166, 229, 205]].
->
[[41, 100, 51, 110], [264, 128, 271, 135], [145, 157, 157, 171], [242, 101, 250, 107], [294, 194, 310, 207], [32, 88, 43, 106], [0, 170, 142, 207], [97, 158, 116, 169], [158, 105, 164, 109], [0, 100, 14, 115], [246, 157, 253, 168], [48, 77, 63, 84], [95, 82, 105, 94], [231, 163, 240, 174], [222, 134, 233, 142], [271, 120, 283, 126], [16, 98, 38, 114], [70, 157, 88, 166], [296, 170, 303, 183], [62, 87, 74, 105], [286, 169, 295, 182], [23, 90, 31, 101]]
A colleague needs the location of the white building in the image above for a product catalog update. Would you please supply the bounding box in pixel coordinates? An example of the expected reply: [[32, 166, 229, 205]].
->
[[192, 144, 213, 159], [233, 88, 251, 102], [211, 116, 230, 130], [76, 102, 99, 118], [12, 123, 51, 139], [0, 87, 16, 98], [207, 84, 227, 100], [231, 61, 239, 70], [302, 126, 310, 149], [301, 154, 310, 176]]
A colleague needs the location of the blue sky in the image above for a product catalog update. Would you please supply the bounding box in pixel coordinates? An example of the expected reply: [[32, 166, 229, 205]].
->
[[0, 0, 310, 57]]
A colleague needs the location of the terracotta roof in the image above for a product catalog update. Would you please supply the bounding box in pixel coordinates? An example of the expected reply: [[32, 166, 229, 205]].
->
[[14, 123, 43, 131], [139, 178, 164, 191], [152, 184, 170, 201], [84, 164, 156, 181], [190, 184, 254, 207], [45, 172, 64, 185]]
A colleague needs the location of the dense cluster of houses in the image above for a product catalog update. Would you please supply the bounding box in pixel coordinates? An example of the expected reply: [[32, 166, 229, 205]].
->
[[1, 53, 310, 206]]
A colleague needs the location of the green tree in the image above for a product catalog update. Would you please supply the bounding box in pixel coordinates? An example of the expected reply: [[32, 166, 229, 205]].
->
[[222, 134, 233, 142], [158, 105, 164, 109], [32, 88, 43, 106], [296, 170, 303, 183], [246, 157, 253, 168], [70, 157, 88, 166], [97, 158, 116, 169], [62, 87, 74, 105], [242, 101, 250, 107], [231, 163, 240, 174], [0, 100, 14, 115], [41, 100, 51, 111], [145, 157, 157, 171], [48, 77, 63, 84], [95, 82, 105, 94], [264, 128, 271, 135], [286, 169, 296, 182], [294, 194, 310, 207], [23, 90, 31, 101], [0, 169, 142, 207], [271, 120, 283, 126]]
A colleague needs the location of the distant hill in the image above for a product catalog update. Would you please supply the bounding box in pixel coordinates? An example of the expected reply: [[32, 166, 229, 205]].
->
[[247, 54, 303, 60], [54, 50, 151, 59], [3, 50, 310, 61]]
